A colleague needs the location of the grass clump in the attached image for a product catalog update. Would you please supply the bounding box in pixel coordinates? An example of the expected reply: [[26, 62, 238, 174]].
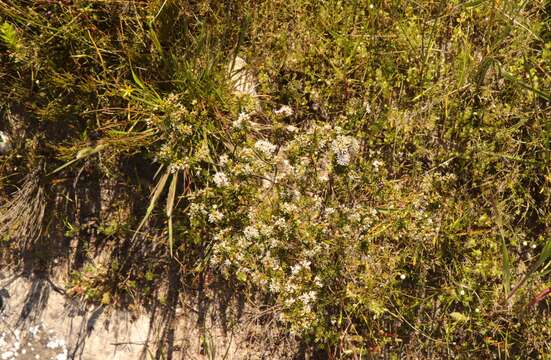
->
[[1, 0, 550, 358]]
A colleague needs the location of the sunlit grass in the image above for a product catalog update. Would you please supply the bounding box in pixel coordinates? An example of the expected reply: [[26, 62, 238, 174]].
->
[[0, 0, 549, 357]]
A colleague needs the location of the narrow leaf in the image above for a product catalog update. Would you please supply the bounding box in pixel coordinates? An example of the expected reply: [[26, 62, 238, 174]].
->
[[168, 216, 174, 257], [131, 68, 146, 90], [166, 171, 178, 217], [133, 170, 170, 239], [166, 172, 178, 257]]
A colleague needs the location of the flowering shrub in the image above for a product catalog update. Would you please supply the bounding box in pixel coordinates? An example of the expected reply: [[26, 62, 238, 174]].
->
[[0, 0, 549, 358]]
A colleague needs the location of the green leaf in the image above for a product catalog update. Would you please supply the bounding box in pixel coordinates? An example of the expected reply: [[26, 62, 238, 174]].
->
[[0, 22, 18, 49], [450, 312, 469, 322], [494, 201, 511, 297], [131, 68, 146, 90]]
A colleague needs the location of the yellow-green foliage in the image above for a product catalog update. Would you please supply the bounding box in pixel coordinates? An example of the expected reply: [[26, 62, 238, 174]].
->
[[0, 0, 550, 358]]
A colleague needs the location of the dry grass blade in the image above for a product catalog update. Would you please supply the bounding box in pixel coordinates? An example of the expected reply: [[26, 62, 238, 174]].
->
[[0, 173, 46, 249], [132, 168, 170, 241], [166, 171, 178, 256]]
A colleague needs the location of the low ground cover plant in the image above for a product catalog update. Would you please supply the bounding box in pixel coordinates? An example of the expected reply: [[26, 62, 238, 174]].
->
[[0, 0, 549, 358]]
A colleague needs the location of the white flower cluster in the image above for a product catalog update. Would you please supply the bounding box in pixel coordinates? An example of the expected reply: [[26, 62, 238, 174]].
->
[[299, 290, 317, 306], [208, 207, 224, 223], [254, 140, 277, 157], [233, 111, 250, 129], [213, 171, 229, 187], [243, 226, 260, 240], [274, 105, 293, 117], [218, 154, 229, 166], [168, 159, 187, 173], [372, 159, 384, 172], [331, 135, 359, 166], [290, 259, 311, 275]]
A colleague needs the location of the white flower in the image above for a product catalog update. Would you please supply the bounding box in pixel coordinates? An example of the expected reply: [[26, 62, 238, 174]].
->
[[331, 135, 359, 166], [0, 131, 11, 155], [233, 112, 250, 129], [269, 279, 281, 293], [243, 226, 260, 240], [274, 217, 287, 229], [208, 209, 224, 223], [168, 159, 187, 173], [284, 297, 296, 307], [274, 105, 293, 117], [291, 264, 302, 275], [1, 351, 14, 360], [363, 99, 372, 114], [282, 202, 298, 214], [372, 159, 384, 171], [314, 276, 323, 288], [46, 338, 66, 349], [299, 290, 317, 304], [213, 171, 229, 187], [29, 325, 41, 337], [254, 140, 277, 157], [218, 154, 229, 166]]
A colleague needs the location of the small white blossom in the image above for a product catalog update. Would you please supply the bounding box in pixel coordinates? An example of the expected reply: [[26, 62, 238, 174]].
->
[[314, 276, 323, 288], [291, 264, 301, 275], [363, 99, 372, 114], [299, 290, 317, 304], [168, 160, 187, 173], [331, 135, 359, 166], [213, 171, 229, 187], [274, 217, 287, 229], [254, 140, 277, 157], [243, 226, 260, 240], [284, 297, 296, 307], [233, 112, 250, 129], [46, 338, 66, 349], [274, 105, 294, 117], [208, 209, 224, 223], [372, 159, 384, 171], [269, 279, 281, 293], [282, 202, 298, 214], [218, 154, 229, 166]]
